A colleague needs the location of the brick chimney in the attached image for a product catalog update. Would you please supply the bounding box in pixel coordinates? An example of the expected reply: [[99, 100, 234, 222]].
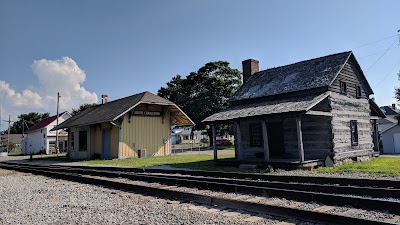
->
[[242, 59, 259, 83], [101, 94, 108, 104]]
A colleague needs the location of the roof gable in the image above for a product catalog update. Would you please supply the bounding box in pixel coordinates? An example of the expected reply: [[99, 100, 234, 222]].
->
[[26, 111, 70, 133], [380, 106, 399, 116], [329, 53, 374, 95], [231, 51, 352, 101], [53, 91, 193, 129]]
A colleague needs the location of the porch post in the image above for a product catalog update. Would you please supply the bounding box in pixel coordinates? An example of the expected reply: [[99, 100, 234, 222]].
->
[[296, 116, 304, 163], [373, 119, 380, 153], [262, 120, 270, 161], [234, 120, 242, 161], [212, 124, 217, 161]]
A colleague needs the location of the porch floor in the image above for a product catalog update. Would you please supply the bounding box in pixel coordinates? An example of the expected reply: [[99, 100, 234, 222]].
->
[[214, 157, 324, 170]]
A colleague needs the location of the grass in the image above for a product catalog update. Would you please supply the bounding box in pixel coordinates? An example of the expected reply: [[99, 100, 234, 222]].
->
[[32, 154, 272, 173], [315, 157, 400, 176], [28, 152, 400, 176], [7, 151, 23, 156]]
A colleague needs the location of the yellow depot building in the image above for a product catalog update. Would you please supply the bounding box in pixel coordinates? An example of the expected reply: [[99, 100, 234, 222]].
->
[[53, 91, 194, 160]]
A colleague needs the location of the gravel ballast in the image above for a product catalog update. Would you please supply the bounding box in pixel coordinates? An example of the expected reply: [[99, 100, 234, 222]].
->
[[0, 168, 302, 225]]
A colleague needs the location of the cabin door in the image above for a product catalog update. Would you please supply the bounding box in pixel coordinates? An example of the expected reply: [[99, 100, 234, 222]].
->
[[267, 122, 285, 156], [102, 129, 111, 159], [393, 133, 400, 154]]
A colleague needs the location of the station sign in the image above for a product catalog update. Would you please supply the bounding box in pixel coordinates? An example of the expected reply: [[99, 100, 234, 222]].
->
[[133, 110, 162, 116]]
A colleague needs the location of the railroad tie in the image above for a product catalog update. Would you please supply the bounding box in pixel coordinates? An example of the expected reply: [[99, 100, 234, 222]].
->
[[312, 205, 336, 212]]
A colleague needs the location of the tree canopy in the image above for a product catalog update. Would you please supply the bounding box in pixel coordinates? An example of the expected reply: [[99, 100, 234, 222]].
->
[[158, 61, 242, 143], [8, 112, 50, 134], [71, 103, 97, 116]]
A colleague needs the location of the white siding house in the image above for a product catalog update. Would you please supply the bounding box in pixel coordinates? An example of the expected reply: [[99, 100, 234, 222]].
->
[[22, 112, 71, 155]]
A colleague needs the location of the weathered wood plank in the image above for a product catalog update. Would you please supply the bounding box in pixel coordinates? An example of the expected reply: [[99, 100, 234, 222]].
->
[[262, 120, 269, 161], [296, 116, 304, 162]]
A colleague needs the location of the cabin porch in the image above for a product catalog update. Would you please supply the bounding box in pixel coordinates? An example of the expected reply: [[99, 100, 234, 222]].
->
[[210, 112, 333, 166]]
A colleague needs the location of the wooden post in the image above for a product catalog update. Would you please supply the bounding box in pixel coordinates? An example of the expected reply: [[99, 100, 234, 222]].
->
[[56, 92, 60, 155], [296, 116, 304, 163], [373, 119, 380, 153], [212, 124, 217, 161], [234, 120, 242, 161], [262, 120, 270, 161]]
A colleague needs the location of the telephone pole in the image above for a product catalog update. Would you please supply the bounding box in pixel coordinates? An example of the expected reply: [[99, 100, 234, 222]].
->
[[3, 115, 15, 153], [56, 92, 60, 155]]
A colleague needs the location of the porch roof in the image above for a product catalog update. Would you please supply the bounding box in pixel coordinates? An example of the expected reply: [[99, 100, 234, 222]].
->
[[203, 92, 330, 123]]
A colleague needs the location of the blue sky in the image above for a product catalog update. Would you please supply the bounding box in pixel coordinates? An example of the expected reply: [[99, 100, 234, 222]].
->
[[0, 0, 399, 130]]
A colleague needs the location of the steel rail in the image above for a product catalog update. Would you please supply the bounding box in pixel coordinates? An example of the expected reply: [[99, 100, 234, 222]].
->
[[8, 162, 398, 189], [2, 162, 400, 215], [18, 162, 400, 199], [0, 163, 395, 225]]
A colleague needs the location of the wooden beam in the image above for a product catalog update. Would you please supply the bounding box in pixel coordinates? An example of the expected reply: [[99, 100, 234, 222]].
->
[[305, 110, 332, 117], [234, 120, 242, 161], [373, 119, 380, 153], [212, 124, 217, 161], [296, 116, 304, 163], [262, 120, 270, 161]]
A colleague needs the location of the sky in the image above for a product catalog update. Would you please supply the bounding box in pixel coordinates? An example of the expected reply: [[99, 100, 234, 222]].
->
[[0, 0, 399, 130]]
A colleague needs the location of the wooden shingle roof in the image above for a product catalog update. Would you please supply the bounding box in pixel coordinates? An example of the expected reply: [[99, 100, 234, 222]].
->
[[231, 51, 353, 101], [53, 91, 194, 130], [203, 92, 330, 123]]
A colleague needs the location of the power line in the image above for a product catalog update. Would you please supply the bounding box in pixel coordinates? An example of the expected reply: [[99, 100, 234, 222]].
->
[[365, 37, 399, 73], [358, 45, 400, 59], [352, 34, 398, 50], [373, 61, 400, 90]]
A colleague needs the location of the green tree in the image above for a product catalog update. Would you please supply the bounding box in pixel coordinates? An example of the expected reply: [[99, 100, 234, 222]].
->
[[7, 142, 17, 152], [9, 112, 50, 134], [158, 61, 242, 145], [71, 103, 97, 116]]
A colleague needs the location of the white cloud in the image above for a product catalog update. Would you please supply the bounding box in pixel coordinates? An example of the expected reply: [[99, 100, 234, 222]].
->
[[0, 57, 98, 129]]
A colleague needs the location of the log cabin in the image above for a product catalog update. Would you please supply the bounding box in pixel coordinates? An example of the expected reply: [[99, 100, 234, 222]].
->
[[203, 51, 385, 165]]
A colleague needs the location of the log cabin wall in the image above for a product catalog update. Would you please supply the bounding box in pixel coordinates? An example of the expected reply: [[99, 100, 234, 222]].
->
[[283, 115, 332, 160], [330, 92, 373, 162], [329, 60, 372, 99], [239, 117, 266, 160], [238, 113, 332, 161]]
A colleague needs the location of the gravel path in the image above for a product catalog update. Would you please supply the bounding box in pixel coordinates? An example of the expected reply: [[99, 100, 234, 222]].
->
[[0, 168, 302, 225]]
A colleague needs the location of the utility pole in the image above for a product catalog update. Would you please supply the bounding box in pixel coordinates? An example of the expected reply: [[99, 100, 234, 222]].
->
[[3, 115, 15, 153], [22, 117, 24, 138], [56, 92, 60, 155]]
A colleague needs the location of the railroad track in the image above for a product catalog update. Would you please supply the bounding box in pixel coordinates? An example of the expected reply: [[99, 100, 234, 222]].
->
[[0, 162, 399, 225]]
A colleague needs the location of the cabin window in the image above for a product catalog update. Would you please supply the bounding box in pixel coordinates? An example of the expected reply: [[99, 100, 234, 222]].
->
[[250, 123, 263, 146], [356, 85, 361, 98], [340, 81, 347, 95], [70, 132, 75, 151], [78, 130, 88, 151], [350, 120, 358, 146]]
